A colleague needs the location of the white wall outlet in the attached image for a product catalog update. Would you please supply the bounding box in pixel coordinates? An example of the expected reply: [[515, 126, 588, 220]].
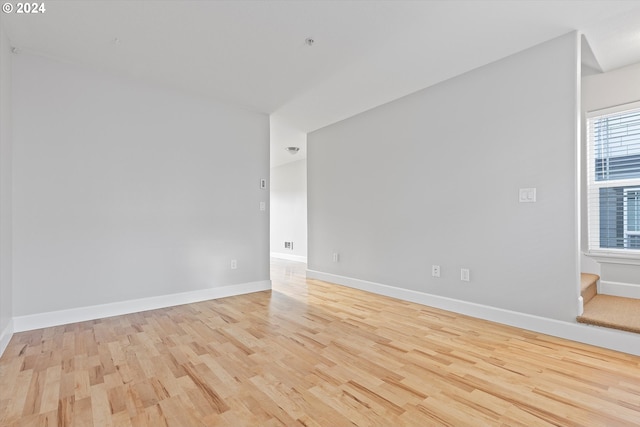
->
[[231, 259, 237, 269], [260, 178, 267, 189], [461, 268, 470, 282], [259, 201, 266, 211], [332, 253, 339, 263], [432, 265, 440, 277], [519, 188, 536, 203]]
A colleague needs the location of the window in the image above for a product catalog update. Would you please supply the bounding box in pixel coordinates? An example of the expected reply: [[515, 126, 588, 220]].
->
[[587, 101, 640, 254]]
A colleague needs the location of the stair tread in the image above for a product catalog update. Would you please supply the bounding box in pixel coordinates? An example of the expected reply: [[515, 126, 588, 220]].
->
[[578, 294, 640, 334]]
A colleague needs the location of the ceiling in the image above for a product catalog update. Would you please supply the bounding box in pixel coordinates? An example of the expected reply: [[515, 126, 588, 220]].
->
[[2, 1, 640, 167]]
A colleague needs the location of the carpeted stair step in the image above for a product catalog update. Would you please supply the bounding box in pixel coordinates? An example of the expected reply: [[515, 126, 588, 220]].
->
[[577, 294, 640, 334], [580, 273, 599, 305]]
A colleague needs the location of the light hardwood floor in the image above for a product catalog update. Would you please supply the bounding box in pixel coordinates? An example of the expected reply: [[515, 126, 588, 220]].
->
[[1, 258, 639, 426]]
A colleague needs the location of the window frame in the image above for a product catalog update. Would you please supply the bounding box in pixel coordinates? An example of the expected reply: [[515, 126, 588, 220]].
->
[[586, 100, 640, 261]]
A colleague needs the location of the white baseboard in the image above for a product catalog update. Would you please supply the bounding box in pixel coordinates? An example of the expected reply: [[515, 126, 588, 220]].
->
[[306, 269, 640, 356], [0, 319, 14, 357], [271, 252, 307, 263], [13, 280, 272, 333], [599, 280, 640, 299]]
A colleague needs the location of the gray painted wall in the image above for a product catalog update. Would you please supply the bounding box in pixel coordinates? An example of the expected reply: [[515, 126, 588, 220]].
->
[[0, 24, 13, 335], [12, 53, 270, 316], [308, 32, 580, 322], [270, 159, 307, 260]]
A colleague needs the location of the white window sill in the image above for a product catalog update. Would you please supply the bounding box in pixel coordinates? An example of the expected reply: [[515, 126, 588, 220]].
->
[[584, 250, 640, 266]]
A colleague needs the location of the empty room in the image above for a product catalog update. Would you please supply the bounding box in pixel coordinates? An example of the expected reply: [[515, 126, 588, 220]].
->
[[1, 1, 640, 426]]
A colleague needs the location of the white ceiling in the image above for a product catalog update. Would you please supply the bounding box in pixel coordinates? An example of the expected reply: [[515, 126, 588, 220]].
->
[[2, 0, 640, 167]]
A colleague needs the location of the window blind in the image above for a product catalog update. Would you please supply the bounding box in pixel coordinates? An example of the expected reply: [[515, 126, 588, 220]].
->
[[586, 101, 640, 253]]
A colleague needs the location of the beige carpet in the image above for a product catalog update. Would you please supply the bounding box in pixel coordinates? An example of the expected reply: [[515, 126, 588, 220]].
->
[[577, 294, 640, 334], [580, 273, 599, 305]]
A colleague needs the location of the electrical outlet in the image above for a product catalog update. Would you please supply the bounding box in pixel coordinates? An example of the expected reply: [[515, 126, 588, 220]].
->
[[432, 265, 440, 277], [461, 268, 470, 282], [519, 188, 536, 203], [259, 201, 266, 211], [332, 253, 339, 263], [231, 259, 237, 269]]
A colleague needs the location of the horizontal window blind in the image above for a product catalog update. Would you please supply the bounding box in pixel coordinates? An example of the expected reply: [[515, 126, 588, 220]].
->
[[587, 101, 640, 253]]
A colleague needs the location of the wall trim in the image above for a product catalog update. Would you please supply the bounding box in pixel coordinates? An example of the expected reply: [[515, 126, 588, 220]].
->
[[271, 252, 308, 264], [0, 319, 13, 357], [578, 295, 584, 316], [306, 269, 640, 356], [599, 280, 640, 299], [13, 280, 272, 333], [584, 251, 640, 266]]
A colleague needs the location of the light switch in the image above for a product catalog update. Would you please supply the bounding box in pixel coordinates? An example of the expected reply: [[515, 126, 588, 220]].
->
[[519, 188, 536, 203]]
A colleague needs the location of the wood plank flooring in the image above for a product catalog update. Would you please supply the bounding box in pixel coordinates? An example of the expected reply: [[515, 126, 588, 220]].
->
[[1, 258, 639, 426]]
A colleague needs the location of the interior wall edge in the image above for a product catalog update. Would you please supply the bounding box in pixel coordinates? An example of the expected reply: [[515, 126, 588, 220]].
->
[[0, 319, 13, 358]]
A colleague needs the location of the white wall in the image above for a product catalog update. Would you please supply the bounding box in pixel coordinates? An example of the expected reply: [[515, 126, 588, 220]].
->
[[12, 53, 270, 317], [583, 62, 640, 113], [0, 23, 13, 350], [270, 159, 307, 262], [270, 115, 307, 168], [308, 32, 580, 322], [581, 61, 640, 289]]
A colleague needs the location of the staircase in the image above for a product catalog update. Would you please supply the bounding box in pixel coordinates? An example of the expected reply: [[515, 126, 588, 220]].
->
[[577, 273, 640, 334]]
